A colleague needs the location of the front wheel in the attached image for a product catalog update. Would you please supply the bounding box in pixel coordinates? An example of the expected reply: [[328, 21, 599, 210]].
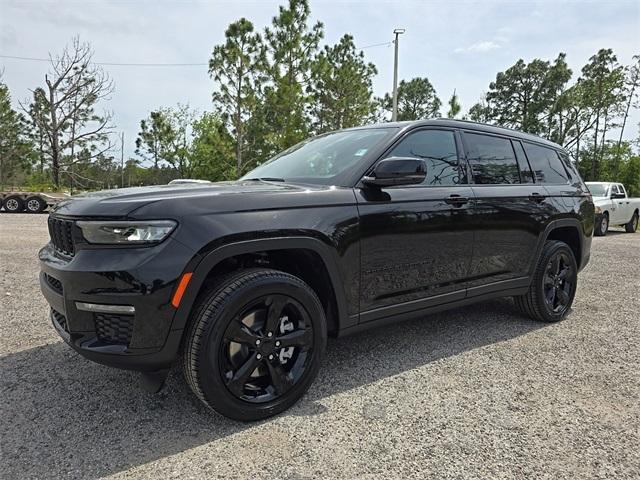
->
[[625, 211, 638, 233], [594, 213, 608, 236], [514, 240, 578, 323], [182, 269, 327, 421]]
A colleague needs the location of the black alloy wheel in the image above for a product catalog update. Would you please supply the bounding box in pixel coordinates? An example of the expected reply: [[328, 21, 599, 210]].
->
[[183, 268, 326, 421], [542, 251, 574, 315], [514, 240, 578, 323], [220, 294, 314, 403]]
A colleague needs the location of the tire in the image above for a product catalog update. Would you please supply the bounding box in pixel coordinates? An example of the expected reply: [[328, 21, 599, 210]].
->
[[3, 195, 24, 213], [25, 196, 47, 213], [594, 213, 608, 236], [514, 240, 578, 323], [182, 268, 327, 421], [624, 211, 638, 233]]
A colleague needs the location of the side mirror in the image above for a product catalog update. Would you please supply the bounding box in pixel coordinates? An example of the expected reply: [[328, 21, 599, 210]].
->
[[362, 157, 426, 187], [611, 192, 625, 199]]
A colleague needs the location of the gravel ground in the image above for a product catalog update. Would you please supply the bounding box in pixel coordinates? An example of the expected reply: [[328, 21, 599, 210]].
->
[[1, 213, 639, 479]]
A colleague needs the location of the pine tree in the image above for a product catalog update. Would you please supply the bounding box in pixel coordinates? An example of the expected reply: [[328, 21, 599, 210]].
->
[[447, 89, 461, 118], [209, 18, 266, 177], [309, 34, 377, 133]]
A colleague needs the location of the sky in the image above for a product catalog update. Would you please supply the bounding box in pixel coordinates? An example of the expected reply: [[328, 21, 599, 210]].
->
[[1, 0, 639, 161]]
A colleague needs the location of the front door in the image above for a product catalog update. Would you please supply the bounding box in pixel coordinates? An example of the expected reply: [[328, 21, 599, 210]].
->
[[356, 128, 474, 321]]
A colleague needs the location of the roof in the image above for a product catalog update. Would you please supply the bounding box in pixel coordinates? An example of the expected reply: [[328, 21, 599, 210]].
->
[[356, 118, 562, 150]]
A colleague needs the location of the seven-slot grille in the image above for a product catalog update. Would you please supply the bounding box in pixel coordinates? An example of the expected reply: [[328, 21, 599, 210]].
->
[[48, 217, 75, 256]]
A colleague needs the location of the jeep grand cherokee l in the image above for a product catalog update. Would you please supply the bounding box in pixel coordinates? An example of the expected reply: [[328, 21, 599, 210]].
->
[[39, 119, 594, 421]]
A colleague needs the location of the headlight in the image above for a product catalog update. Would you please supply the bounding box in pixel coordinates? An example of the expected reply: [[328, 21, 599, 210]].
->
[[595, 206, 602, 214], [76, 220, 177, 244]]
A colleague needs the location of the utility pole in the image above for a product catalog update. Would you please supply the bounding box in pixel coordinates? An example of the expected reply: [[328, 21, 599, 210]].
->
[[391, 28, 405, 122], [120, 131, 125, 188]]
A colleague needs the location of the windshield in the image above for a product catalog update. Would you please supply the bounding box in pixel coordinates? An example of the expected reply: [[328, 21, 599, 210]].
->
[[241, 128, 395, 185], [588, 184, 608, 197]]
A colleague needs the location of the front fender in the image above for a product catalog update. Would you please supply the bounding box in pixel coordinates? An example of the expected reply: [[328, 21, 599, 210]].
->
[[169, 236, 353, 333]]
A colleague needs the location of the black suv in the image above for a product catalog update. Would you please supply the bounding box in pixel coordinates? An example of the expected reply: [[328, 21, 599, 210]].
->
[[39, 119, 594, 420]]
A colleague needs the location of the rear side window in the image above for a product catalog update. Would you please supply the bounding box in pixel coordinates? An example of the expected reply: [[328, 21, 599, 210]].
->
[[557, 150, 586, 188], [464, 132, 520, 184], [618, 184, 627, 197], [385, 129, 463, 185], [523, 143, 568, 184], [512, 140, 535, 183]]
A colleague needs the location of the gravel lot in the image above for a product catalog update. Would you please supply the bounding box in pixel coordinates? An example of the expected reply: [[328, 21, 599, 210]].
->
[[1, 213, 639, 479]]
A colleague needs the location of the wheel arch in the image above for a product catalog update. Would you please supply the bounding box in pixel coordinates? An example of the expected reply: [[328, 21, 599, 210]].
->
[[171, 237, 351, 336], [530, 218, 586, 276]]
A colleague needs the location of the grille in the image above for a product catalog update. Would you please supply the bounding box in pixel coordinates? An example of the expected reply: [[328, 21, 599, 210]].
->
[[48, 217, 75, 256], [51, 309, 68, 333], [45, 273, 63, 295], [95, 314, 134, 345]]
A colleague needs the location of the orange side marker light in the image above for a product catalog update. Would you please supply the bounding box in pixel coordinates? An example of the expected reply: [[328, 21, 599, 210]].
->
[[171, 272, 193, 308]]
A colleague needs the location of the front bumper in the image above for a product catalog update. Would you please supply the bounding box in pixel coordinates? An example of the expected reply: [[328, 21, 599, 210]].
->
[[39, 237, 196, 372]]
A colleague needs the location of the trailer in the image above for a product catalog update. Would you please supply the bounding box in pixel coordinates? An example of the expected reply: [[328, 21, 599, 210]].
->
[[0, 190, 68, 213]]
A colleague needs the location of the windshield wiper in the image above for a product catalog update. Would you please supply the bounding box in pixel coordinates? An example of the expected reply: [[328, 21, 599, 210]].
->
[[244, 177, 286, 182]]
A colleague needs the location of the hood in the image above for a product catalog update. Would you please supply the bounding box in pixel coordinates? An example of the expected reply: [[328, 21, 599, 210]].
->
[[592, 196, 610, 207], [50, 180, 347, 217]]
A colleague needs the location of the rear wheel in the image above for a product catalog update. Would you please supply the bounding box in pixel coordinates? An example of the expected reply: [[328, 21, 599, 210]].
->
[[624, 211, 638, 233], [514, 240, 578, 323], [182, 268, 327, 421], [595, 213, 608, 236], [25, 196, 46, 213], [3, 196, 24, 213]]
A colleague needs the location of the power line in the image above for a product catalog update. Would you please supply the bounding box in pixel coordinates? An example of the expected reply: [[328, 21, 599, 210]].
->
[[0, 41, 392, 67], [0, 54, 207, 67], [359, 41, 393, 50]]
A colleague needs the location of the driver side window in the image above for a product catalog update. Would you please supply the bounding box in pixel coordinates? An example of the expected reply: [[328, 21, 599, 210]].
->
[[384, 129, 463, 186]]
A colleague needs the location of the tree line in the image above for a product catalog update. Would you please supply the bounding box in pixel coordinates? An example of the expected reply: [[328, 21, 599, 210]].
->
[[1, 0, 638, 194]]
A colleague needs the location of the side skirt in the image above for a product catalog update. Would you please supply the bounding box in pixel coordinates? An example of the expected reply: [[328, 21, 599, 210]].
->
[[338, 283, 529, 338]]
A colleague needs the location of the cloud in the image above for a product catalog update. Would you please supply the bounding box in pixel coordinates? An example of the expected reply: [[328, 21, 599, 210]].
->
[[454, 41, 501, 54]]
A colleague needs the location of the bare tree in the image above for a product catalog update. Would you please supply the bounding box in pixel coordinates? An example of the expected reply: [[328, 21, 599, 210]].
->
[[22, 37, 114, 188]]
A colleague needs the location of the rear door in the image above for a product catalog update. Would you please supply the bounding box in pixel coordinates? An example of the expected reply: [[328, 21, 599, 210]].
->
[[522, 142, 579, 218], [356, 128, 474, 320], [461, 132, 550, 294], [610, 184, 624, 223], [614, 184, 632, 224]]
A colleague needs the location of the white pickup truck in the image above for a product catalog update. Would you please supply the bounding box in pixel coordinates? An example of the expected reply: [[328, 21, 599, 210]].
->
[[586, 182, 640, 236]]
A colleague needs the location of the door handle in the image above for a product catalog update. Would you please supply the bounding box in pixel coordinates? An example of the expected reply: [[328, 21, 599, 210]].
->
[[528, 192, 546, 203], [445, 194, 469, 206]]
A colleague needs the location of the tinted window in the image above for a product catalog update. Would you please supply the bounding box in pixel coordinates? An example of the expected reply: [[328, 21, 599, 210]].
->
[[557, 150, 585, 188], [512, 140, 534, 183], [465, 133, 520, 184], [241, 128, 395, 186], [523, 143, 568, 184], [385, 129, 463, 185]]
